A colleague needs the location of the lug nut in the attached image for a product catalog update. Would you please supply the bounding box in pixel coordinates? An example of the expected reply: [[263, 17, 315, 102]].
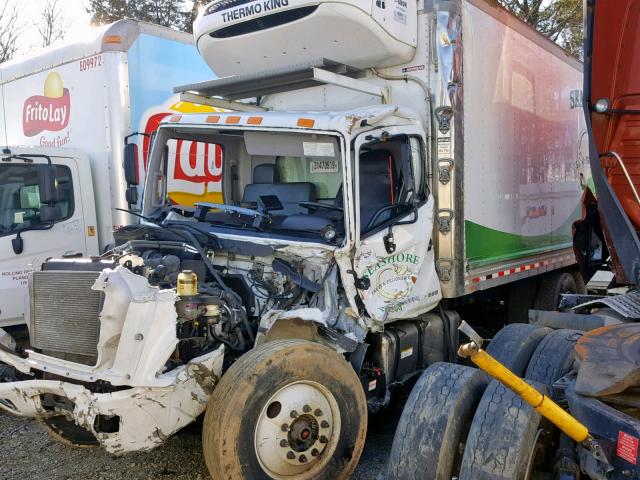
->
[[280, 439, 289, 448], [321, 420, 330, 428], [290, 410, 298, 418], [319, 435, 328, 444], [303, 404, 311, 413], [299, 455, 308, 463], [314, 409, 323, 417], [281, 423, 289, 432], [286, 451, 295, 460], [311, 448, 319, 457]]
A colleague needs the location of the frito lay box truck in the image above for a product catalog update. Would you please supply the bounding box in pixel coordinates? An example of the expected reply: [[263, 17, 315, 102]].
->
[[0, 1, 592, 478], [0, 20, 215, 327]]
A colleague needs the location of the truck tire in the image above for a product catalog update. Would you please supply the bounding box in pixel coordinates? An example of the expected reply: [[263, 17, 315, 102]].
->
[[534, 272, 577, 311], [202, 339, 367, 480], [459, 380, 550, 480], [387, 363, 488, 480], [525, 329, 582, 396], [571, 270, 588, 295], [486, 324, 549, 375]]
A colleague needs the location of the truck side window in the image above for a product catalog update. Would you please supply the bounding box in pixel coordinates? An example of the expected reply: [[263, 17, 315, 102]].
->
[[359, 135, 426, 235], [0, 164, 74, 236]]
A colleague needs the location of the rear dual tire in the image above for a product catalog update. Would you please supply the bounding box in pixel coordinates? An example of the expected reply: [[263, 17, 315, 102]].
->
[[388, 324, 551, 480], [459, 328, 581, 480], [387, 363, 489, 480]]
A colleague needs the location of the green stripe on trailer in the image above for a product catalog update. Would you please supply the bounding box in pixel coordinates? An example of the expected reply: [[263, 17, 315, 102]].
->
[[465, 211, 579, 268]]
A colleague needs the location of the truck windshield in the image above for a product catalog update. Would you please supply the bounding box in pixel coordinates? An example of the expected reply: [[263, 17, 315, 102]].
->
[[146, 127, 345, 244]]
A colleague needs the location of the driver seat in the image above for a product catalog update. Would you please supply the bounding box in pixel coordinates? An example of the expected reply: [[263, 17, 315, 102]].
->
[[359, 150, 394, 232]]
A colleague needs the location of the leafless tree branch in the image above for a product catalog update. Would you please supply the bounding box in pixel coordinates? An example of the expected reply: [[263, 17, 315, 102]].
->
[[38, 0, 68, 47], [0, 3, 22, 63]]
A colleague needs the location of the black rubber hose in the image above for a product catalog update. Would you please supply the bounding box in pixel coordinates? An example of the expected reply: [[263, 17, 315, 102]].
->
[[174, 227, 243, 307]]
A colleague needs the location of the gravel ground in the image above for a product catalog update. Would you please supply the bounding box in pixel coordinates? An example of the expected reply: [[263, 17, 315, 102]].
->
[[0, 402, 403, 480]]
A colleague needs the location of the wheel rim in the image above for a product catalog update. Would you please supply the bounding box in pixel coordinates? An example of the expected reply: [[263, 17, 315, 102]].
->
[[254, 380, 341, 479], [524, 429, 546, 480]]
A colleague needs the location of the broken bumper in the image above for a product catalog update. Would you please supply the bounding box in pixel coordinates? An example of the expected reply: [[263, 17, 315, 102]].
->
[[0, 346, 224, 454]]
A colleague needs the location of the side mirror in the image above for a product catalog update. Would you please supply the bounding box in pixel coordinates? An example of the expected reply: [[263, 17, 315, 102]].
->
[[12, 232, 23, 255], [400, 142, 415, 194], [124, 143, 139, 186], [38, 164, 58, 204]]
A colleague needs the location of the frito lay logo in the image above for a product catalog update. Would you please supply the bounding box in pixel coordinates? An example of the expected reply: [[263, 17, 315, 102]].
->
[[22, 72, 70, 137]]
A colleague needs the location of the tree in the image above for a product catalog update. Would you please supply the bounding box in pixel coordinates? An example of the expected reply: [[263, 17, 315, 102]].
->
[[181, 0, 206, 33], [0, 3, 21, 63], [86, 0, 202, 33], [496, 0, 583, 57], [38, 0, 68, 47]]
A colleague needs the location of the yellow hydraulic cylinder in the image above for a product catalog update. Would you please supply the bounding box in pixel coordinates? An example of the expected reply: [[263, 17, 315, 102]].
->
[[458, 341, 590, 443]]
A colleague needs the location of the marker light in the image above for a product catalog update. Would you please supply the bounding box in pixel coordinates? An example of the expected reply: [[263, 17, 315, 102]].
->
[[594, 98, 610, 113], [297, 118, 315, 128]]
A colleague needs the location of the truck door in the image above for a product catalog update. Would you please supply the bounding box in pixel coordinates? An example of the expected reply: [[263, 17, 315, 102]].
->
[[351, 127, 442, 322], [0, 154, 95, 327]]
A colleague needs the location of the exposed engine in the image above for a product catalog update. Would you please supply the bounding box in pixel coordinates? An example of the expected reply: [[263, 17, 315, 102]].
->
[[107, 237, 315, 366]]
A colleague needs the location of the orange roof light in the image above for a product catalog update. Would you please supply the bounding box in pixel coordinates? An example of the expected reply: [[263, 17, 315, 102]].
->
[[206, 115, 220, 123], [225, 116, 241, 124], [297, 118, 315, 128], [104, 35, 122, 44], [247, 116, 263, 125], [168, 115, 182, 122]]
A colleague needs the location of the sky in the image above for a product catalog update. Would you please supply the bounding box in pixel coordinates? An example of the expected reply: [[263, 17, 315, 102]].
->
[[8, 0, 92, 59]]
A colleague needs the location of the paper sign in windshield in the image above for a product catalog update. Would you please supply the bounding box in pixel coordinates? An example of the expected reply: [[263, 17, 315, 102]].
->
[[303, 142, 335, 157]]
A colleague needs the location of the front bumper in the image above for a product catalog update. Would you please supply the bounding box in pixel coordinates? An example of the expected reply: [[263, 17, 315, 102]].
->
[[0, 346, 224, 454]]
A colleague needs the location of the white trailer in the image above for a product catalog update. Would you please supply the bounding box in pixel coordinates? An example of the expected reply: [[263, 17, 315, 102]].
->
[[0, 20, 214, 327], [0, 1, 591, 478]]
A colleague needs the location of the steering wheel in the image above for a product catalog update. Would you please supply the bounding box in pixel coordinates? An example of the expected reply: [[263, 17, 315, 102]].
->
[[298, 201, 344, 213], [364, 203, 413, 231]]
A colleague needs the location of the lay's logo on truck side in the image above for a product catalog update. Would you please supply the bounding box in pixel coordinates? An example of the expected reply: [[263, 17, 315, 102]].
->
[[22, 72, 70, 137]]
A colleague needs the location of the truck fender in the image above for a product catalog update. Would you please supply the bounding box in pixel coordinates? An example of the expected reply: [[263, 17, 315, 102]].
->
[[256, 311, 360, 354]]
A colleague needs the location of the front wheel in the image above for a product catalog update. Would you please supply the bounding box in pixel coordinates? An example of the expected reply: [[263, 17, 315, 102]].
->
[[202, 339, 367, 480]]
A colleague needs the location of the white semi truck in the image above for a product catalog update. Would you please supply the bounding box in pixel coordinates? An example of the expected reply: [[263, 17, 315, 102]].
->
[[0, 20, 214, 328], [0, 0, 588, 478]]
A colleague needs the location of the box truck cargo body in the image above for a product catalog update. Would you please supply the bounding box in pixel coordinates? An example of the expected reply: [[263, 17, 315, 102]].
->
[[187, 0, 590, 301], [0, 0, 593, 476], [0, 20, 214, 327]]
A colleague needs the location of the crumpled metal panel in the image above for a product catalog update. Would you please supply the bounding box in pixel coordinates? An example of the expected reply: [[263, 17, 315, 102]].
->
[[573, 290, 640, 319], [575, 323, 640, 396]]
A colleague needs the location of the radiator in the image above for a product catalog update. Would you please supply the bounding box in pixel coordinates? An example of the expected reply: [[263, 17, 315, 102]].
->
[[29, 271, 104, 360]]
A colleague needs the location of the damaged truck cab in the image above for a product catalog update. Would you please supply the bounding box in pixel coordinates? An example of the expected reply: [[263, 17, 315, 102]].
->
[[0, 107, 446, 475], [0, 0, 588, 477]]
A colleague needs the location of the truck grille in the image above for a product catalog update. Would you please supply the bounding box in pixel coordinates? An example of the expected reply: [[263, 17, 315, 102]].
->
[[29, 271, 104, 364]]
